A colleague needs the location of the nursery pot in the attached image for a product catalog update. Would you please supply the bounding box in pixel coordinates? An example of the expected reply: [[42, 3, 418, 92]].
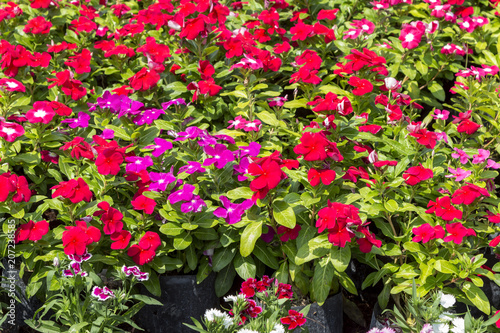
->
[[292, 291, 343, 333], [135, 273, 219, 333]]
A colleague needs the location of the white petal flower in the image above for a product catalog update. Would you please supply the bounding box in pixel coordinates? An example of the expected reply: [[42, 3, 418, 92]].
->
[[270, 323, 285, 333], [450, 317, 465, 333], [440, 294, 456, 308]]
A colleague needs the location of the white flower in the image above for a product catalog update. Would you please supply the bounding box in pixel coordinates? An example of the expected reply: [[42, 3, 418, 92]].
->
[[432, 323, 450, 333], [204, 308, 225, 322], [450, 317, 465, 333], [224, 294, 245, 303], [439, 312, 453, 322], [440, 294, 456, 308], [270, 323, 285, 333], [238, 329, 260, 333]]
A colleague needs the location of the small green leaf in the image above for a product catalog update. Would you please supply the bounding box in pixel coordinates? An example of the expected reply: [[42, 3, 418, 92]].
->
[[240, 221, 263, 257], [429, 81, 445, 101], [272, 201, 296, 229], [330, 246, 351, 272], [312, 258, 334, 304], [434, 260, 459, 275], [463, 281, 490, 315], [233, 254, 256, 280]]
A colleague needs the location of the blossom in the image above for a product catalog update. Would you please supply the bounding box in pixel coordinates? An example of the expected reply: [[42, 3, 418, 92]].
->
[[277, 225, 301, 242], [403, 165, 433, 186], [0, 122, 24, 142], [179, 161, 206, 174], [472, 149, 490, 164], [93, 202, 123, 235], [95, 149, 123, 176], [127, 244, 156, 266], [180, 195, 206, 213], [451, 183, 490, 205], [348, 76, 373, 95], [443, 222, 476, 244], [14, 220, 49, 243], [149, 172, 176, 192], [445, 167, 471, 182], [213, 196, 253, 224], [204, 309, 233, 328], [62, 221, 101, 256], [129, 68, 161, 91], [426, 196, 462, 221], [410, 129, 437, 149], [26, 101, 55, 124], [248, 158, 284, 200], [203, 144, 235, 169], [280, 310, 307, 330], [24, 16, 52, 34], [451, 148, 470, 164], [433, 109, 450, 120], [307, 168, 336, 186], [110, 230, 131, 250], [61, 112, 90, 129], [412, 223, 445, 243], [91, 286, 115, 301], [451, 317, 465, 333], [145, 138, 173, 157], [168, 184, 196, 204], [400, 26, 423, 49], [0, 78, 25, 92], [294, 132, 332, 161], [122, 265, 149, 281], [125, 156, 154, 173], [131, 194, 157, 214], [62, 261, 88, 277], [51, 178, 93, 203]]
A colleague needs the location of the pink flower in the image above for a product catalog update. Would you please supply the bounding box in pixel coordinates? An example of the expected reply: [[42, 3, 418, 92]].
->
[[228, 115, 248, 130], [445, 167, 471, 182], [243, 119, 261, 132], [91, 286, 115, 301], [0, 122, 24, 142], [131, 194, 157, 214], [412, 223, 445, 243], [399, 26, 423, 49], [0, 78, 25, 92], [451, 148, 470, 164], [432, 109, 450, 120], [487, 159, 500, 169], [443, 222, 476, 244], [26, 101, 55, 124], [472, 149, 490, 164]]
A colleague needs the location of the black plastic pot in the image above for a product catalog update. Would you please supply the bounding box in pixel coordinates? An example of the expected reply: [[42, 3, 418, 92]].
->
[[135, 273, 219, 333], [292, 292, 343, 333]]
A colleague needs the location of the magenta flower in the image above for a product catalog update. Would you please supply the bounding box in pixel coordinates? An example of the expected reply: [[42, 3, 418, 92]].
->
[[228, 116, 248, 130], [122, 265, 149, 281], [445, 167, 471, 182], [443, 222, 476, 244], [149, 172, 176, 192], [203, 144, 235, 169], [96, 91, 122, 112], [432, 109, 450, 120], [178, 161, 206, 174], [435, 132, 448, 143], [451, 148, 470, 164], [101, 129, 115, 139], [68, 251, 92, 263], [213, 196, 254, 224], [268, 96, 287, 107], [168, 184, 195, 204], [174, 126, 206, 141], [133, 108, 165, 126], [145, 138, 173, 157], [233, 156, 251, 181], [125, 156, 154, 173], [62, 112, 90, 128], [162, 98, 186, 110], [487, 159, 500, 169], [180, 195, 206, 213], [0, 121, 25, 142], [472, 149, 490, 164], [91, 286, 115, 301], [63, 261, 88, 277], [239, 142, 261, 157]]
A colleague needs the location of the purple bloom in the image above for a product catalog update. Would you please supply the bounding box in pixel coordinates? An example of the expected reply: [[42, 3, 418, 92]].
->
[[101, 129, 115, 139], [149, 172, 176, 192], [61, 112, 90, 128], [445, 167, 471, 182], [203, 144, 235, 169], [174, 126, 207, 142], [133, 108, 165, 126], [261, 226, 276, 243], [179, 161, 206, 174], [168, 184, 196, 204], [213, 196, 253, 224], [145, 138, 173, 157], [233, 156, 251, 181], [96, 91, 122, 112], [162, 98, 186, 109], [117, 97, 144, 118], [214, 134, 236, 144], [125, 156, 154, 173], [91, 286, 115, 301], [487, 159, 500, 169], [472, 149, 490, 164], [239, 142, 261, 157], [181, 195, 206, 213], [451, 148, 470, 164]]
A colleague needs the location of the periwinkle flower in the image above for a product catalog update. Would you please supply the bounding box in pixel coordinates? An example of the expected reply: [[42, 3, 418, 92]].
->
[[149, 172, 176, 192], [125, 156, 154, 173], [203, 144, 235, 169], [213, 196, 253, 224], [179, 161, 206, 174], [168, 184, 196, 204], [145, 137, 173, 157]]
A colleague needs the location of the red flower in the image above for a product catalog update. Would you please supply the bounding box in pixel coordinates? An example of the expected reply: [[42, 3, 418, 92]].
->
[[316, 201, 363, 243], [410, 129, 437, 149], [110, 230, 131, 250], [138, 231, 161, 251], [277, 224, 301, 242], [289, 67, 322, 84], [294, 132, 334, 161], [295, 49, 322, 71], [11, 174, 31, 203], [128, 244, 156, 265], [356, 226, 382, 253], [70, 16, 97, 34], [0, 173, 16, 202], [93, 202, 123, 235], [179, 15, 208, 40], [14, 220, 49, 243], [318, 9, 339, 20], [62, 227, 89, 256], [426, 196, 462, 221], [131, 194, 157, 214], [51, 178, 93, 203], [198, 78, 222, 96], [307, 168, 336, 187], [49, 101, 72, 116], [281, 310, 307, 330], [23, 16, 52, 34], [129, 68, 161, 91], [348, 76, 373, 96], [64, 48, 92, 74], [451, 183, 490, 205], [443, 222, 476, 244], [95, 149, 123, 176], [457, 119, 481, 135], [359, 124, 382, 134], [290, 21, 314, 41], [248, 158, 284, 200], [412, 223, 445, 243], [240, 278, 266, 297], [60, 137, 94, 160], [403, 165, 433, 186]]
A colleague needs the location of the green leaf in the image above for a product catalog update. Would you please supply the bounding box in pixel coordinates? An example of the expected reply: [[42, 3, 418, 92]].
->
[[463, 281, 490, 315], [384, 199, 398, 213], [212, 246, 237, 272], [173, 232, 192, 250], [429, 81, 445, 101], [215, 265, 236, 297], [226, 187, 253, 200], [337, 271, 357, 295], [312, 258, 334, 304], [165, 81, 187, 93], [330, 246, 351, 273], [256, 111, 279, 127], [143, 271, 161, 297], [434, 260, 459, 275], [272, 201, 296, 229], [253, 241, 279, 269], [240, 221, 263, 257], [131, 294, 163, 306], [296, 234, 330, 265], [283, 99, 307, 109], [233, 254, 256, 280]]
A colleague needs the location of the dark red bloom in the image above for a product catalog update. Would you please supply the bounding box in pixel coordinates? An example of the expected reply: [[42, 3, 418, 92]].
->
[[281, 310, 307, 330], [60, 137, 94, 160], [138, 231, 161, 251], [426, 196, 462, 221], [51, 178, 93, 203], [277, 224, 301, 242], [127, 244, 156, 265], [110, 230, 131, 250], [14, 220, 49, 243], [129, 68, 161, 91], [403, 165, 433, 186]]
